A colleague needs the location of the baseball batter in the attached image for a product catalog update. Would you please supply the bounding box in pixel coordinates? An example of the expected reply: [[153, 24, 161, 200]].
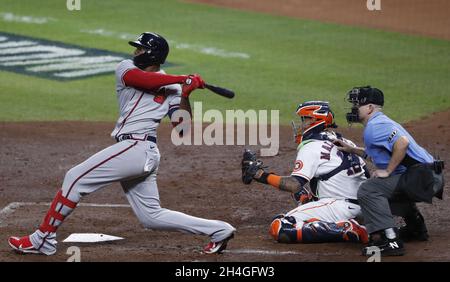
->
[[241, 101, 369, 244], [8, 32, 235, 255]]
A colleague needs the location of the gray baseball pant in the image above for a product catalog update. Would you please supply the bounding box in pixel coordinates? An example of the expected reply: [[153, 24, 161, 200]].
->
[[29, 139, 235, 255], [357, 171, 444, 234], [357, 175, 402, 234]]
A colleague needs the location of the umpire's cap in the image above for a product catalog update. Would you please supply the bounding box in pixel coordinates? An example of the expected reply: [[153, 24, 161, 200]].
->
[[347, 86, 384, 106]]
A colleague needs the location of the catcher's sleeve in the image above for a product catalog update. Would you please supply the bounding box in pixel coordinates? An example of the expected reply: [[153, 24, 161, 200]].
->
[[258, 174, 309, 193], [258, 173, 281, 188]]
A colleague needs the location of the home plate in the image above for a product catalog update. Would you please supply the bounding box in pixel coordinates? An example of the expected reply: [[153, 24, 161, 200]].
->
[[63, 233, 124, 243]]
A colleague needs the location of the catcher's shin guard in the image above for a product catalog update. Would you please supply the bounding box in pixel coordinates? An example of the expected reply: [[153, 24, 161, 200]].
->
[[270, 217, 368, 244], [39, 190, 77, 234], [300, 219, 368, 243], [269, 216, 301, 243]]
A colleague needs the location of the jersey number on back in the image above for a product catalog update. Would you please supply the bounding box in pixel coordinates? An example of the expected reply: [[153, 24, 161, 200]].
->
[[347, 164, 362, 176]]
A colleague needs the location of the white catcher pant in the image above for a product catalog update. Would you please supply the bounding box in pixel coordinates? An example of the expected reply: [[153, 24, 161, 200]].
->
[[30, 139, 235, 253], [286, 198, 362, 228]]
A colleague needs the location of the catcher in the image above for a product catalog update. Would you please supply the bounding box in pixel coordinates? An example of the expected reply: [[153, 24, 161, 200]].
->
[[241, 101, 369, 244]]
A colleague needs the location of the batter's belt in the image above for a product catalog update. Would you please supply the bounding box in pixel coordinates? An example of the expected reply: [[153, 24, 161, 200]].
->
[[116, 134, 157, 143]]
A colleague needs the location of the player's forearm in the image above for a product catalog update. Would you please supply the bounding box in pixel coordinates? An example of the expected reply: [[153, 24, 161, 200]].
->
[[123, 68, 187, 91], [334, 139, 368, 159], [170, 97, 192, 137], [279, 176, 302, 193], [179, 96, 192, 117], [385, 136, 409, 174], [349, 146, 367, 158], [255, 171, 298, 193]]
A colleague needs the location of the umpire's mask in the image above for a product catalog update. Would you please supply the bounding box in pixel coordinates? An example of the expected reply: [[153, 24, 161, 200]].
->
[[345, 86, 384, 124]]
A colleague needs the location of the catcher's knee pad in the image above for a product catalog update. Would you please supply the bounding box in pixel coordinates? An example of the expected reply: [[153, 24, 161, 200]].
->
[[269, 216, 300, 243], [271, 213, 285, 221], [299, 219, 368, 243]]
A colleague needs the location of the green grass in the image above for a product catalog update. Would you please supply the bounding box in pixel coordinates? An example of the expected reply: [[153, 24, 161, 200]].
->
[[0, 0, 449, 124]]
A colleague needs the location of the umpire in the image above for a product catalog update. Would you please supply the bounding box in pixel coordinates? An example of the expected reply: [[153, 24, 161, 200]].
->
[[335, 86, 444, 256]]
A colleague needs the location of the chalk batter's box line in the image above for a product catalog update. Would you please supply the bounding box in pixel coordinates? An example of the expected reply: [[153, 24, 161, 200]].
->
[[224, 249, 302, 255], [0, 202, 131, 227]]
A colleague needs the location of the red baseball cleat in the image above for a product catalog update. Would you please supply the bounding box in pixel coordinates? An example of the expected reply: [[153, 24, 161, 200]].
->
[[8, 236, 52, 255], [203, 233, 234, 254]]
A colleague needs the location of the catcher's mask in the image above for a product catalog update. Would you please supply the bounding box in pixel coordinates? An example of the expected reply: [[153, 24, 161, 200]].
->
[[345, 86, 384, 124], [292, 101, 337, 144], [129, 32, 169, 69]]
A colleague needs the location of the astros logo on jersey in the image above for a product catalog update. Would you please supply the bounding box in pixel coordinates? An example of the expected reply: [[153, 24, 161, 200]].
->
[[294, 160, 303, 171]]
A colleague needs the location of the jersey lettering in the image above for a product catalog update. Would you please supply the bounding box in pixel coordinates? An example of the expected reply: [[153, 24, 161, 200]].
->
[[321, 141, 333, 151], [320, 141, 334, 160], [347, 163, 363, 176], [320, 152, 331, 160], [291, 133, 367, 200]]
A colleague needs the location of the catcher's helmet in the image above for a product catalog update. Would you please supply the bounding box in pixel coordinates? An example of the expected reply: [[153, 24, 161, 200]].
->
[[129, 32, 169, 69], [292, 101, 337, 144]]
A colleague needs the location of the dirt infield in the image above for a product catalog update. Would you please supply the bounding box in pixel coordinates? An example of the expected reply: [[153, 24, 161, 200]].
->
[[0, 110, 449, 261], [188, 0, 450, 40]]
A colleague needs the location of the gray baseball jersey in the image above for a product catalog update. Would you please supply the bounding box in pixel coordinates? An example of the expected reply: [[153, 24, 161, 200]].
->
[[111, 59, 181, 139]]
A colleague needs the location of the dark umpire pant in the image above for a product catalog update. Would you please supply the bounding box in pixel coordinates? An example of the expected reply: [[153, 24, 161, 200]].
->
[[357, 171, 444, 234]]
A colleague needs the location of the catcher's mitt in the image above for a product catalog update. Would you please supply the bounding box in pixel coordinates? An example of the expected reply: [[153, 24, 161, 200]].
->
[[241, 149, 264, 184]]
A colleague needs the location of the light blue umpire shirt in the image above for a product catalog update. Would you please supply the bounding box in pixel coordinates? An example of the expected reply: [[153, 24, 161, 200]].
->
[[363, 112, 434, 175]]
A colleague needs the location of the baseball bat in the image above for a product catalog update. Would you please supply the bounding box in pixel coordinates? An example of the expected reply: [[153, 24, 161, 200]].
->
[[205, 83, 235, 99]]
